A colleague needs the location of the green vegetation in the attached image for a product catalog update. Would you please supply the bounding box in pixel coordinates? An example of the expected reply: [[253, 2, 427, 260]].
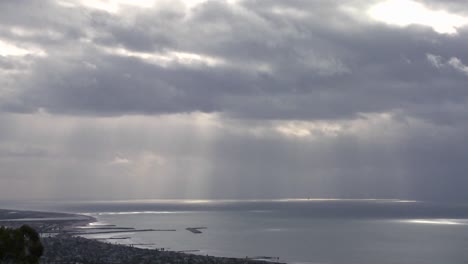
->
[[0, 225, 44, 264]]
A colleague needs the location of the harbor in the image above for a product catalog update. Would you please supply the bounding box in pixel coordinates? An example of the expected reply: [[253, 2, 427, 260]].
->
[[1, 209, 283, 264]]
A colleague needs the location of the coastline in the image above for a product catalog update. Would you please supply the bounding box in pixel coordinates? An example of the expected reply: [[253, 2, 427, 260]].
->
[[0, 208, 95, 233], [0, 208, 283, 264]]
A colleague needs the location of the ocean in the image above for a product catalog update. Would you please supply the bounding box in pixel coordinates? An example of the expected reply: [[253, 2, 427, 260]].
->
[[3, 199, 468, 264]]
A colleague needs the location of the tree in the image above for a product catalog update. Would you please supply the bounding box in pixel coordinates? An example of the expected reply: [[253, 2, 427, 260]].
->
[[0, 225, 44, 264]]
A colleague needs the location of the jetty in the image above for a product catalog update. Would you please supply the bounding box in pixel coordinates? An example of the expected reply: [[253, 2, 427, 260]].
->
[[66, 229, 176, 235], [186, 227, 207, 234]]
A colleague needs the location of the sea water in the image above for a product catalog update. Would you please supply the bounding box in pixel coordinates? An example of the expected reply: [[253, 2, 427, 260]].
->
[[5, 199, 468, 264]]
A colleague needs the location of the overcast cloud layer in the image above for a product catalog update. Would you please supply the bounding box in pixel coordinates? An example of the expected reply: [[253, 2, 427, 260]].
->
[[1, 0, 468, 201]]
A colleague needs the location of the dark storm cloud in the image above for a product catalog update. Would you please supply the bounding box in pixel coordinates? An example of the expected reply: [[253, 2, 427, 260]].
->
[[0, 0, 467, 123], [422, 0, 468, 14], [0, 56, 23, 70]]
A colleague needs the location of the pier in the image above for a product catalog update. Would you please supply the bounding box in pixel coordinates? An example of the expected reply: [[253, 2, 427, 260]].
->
[[186, 227, 207, 234], [67, 229, 176, 235]]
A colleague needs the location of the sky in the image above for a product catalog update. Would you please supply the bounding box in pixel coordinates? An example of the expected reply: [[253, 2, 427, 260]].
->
[[1, 0, 468, 201]]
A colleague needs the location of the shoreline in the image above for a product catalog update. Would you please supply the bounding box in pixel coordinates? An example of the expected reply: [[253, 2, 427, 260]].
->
[[0, 208, 283, 264], [0, 208, 95, 233]]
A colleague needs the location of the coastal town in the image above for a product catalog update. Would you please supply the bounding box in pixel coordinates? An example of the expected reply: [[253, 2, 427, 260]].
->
[[0, 209, 282, 264], [41, 235, 278, 264]]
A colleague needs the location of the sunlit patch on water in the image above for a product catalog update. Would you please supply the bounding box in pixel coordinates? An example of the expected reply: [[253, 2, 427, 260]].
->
[[401, 219, 468, 225], [87, 221, 110, 226], [265, 228, 285, 232], [94, 211, 192, 216]]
